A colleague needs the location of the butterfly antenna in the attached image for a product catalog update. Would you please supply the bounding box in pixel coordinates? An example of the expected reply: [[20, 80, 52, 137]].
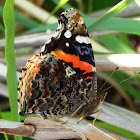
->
[[98, 67, 119, 93], [99, 72, 140, 95]]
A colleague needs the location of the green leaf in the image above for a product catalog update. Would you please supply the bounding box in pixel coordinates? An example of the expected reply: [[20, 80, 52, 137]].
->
[[86, 17, 140, 35], [97, 34, 136, 53], [1, 111, 27, 121], [88, 0, 134, 32], [118, 33, 133, 48], [0, 5, 40, 28], [15, 9, 40, 28], [1, 112, 12, 121], [3, 0, 22, 139], [0, 24, 4, 33], [95, 121, 140, 139]]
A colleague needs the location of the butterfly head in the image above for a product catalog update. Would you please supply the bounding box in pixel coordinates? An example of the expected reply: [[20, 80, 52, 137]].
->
[[57, 8, 88, 36]]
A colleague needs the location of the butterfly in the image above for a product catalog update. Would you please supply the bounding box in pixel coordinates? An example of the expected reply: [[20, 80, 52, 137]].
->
[[17, 8, 105, 123]]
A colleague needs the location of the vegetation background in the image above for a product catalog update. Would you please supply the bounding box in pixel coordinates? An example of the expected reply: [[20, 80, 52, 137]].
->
[[0, 0, 140, 139]]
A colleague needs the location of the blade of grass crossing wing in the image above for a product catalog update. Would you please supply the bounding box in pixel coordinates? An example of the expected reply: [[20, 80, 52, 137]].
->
[[3, 0, 22, 140]]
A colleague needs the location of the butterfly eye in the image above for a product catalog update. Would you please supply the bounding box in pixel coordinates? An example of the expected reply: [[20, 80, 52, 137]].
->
[[68, 24, 72, 28], [71, 20, 77, 27], [72, 21, 76, 24], [67, 24, 73, 31]]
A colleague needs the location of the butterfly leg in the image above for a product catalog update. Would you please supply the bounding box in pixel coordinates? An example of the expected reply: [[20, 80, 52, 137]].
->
[[77, 116, 84, 124], [93, 108, 102, 125], [77, 95, 104, 124], [91, 95, 104, 125]]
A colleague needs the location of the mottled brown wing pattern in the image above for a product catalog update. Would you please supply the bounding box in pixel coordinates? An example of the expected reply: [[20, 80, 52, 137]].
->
[[18, 54, 99, 118]]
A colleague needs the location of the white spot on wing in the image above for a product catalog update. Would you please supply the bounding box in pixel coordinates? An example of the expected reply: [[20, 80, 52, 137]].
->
[[68, 24, 72, 28], [76, 36, 82, 43], [65, 42, 70, 47], [76, 35, 90, 44], [64, 30, 72, 38]]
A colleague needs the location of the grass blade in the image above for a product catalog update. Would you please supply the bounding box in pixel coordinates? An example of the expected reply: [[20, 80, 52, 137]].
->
[[44, 0, 69, 24], [95, 121, 140, 139], [88, 0, 134, 32], [0, 5, 40, 29], [52, 0, 87, 17], [97, 34, 136, 53], [3, 0, 22, 140]]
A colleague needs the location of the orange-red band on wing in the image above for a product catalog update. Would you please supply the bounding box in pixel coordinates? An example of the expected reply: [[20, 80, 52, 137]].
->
[[51, 50, 93, 79]]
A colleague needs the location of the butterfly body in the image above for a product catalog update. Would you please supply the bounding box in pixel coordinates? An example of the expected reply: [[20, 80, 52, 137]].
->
[[18, 8, 103, 120]]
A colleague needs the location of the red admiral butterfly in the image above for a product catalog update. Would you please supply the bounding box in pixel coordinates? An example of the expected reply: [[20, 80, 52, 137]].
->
[[18, 8, 105, 123]]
